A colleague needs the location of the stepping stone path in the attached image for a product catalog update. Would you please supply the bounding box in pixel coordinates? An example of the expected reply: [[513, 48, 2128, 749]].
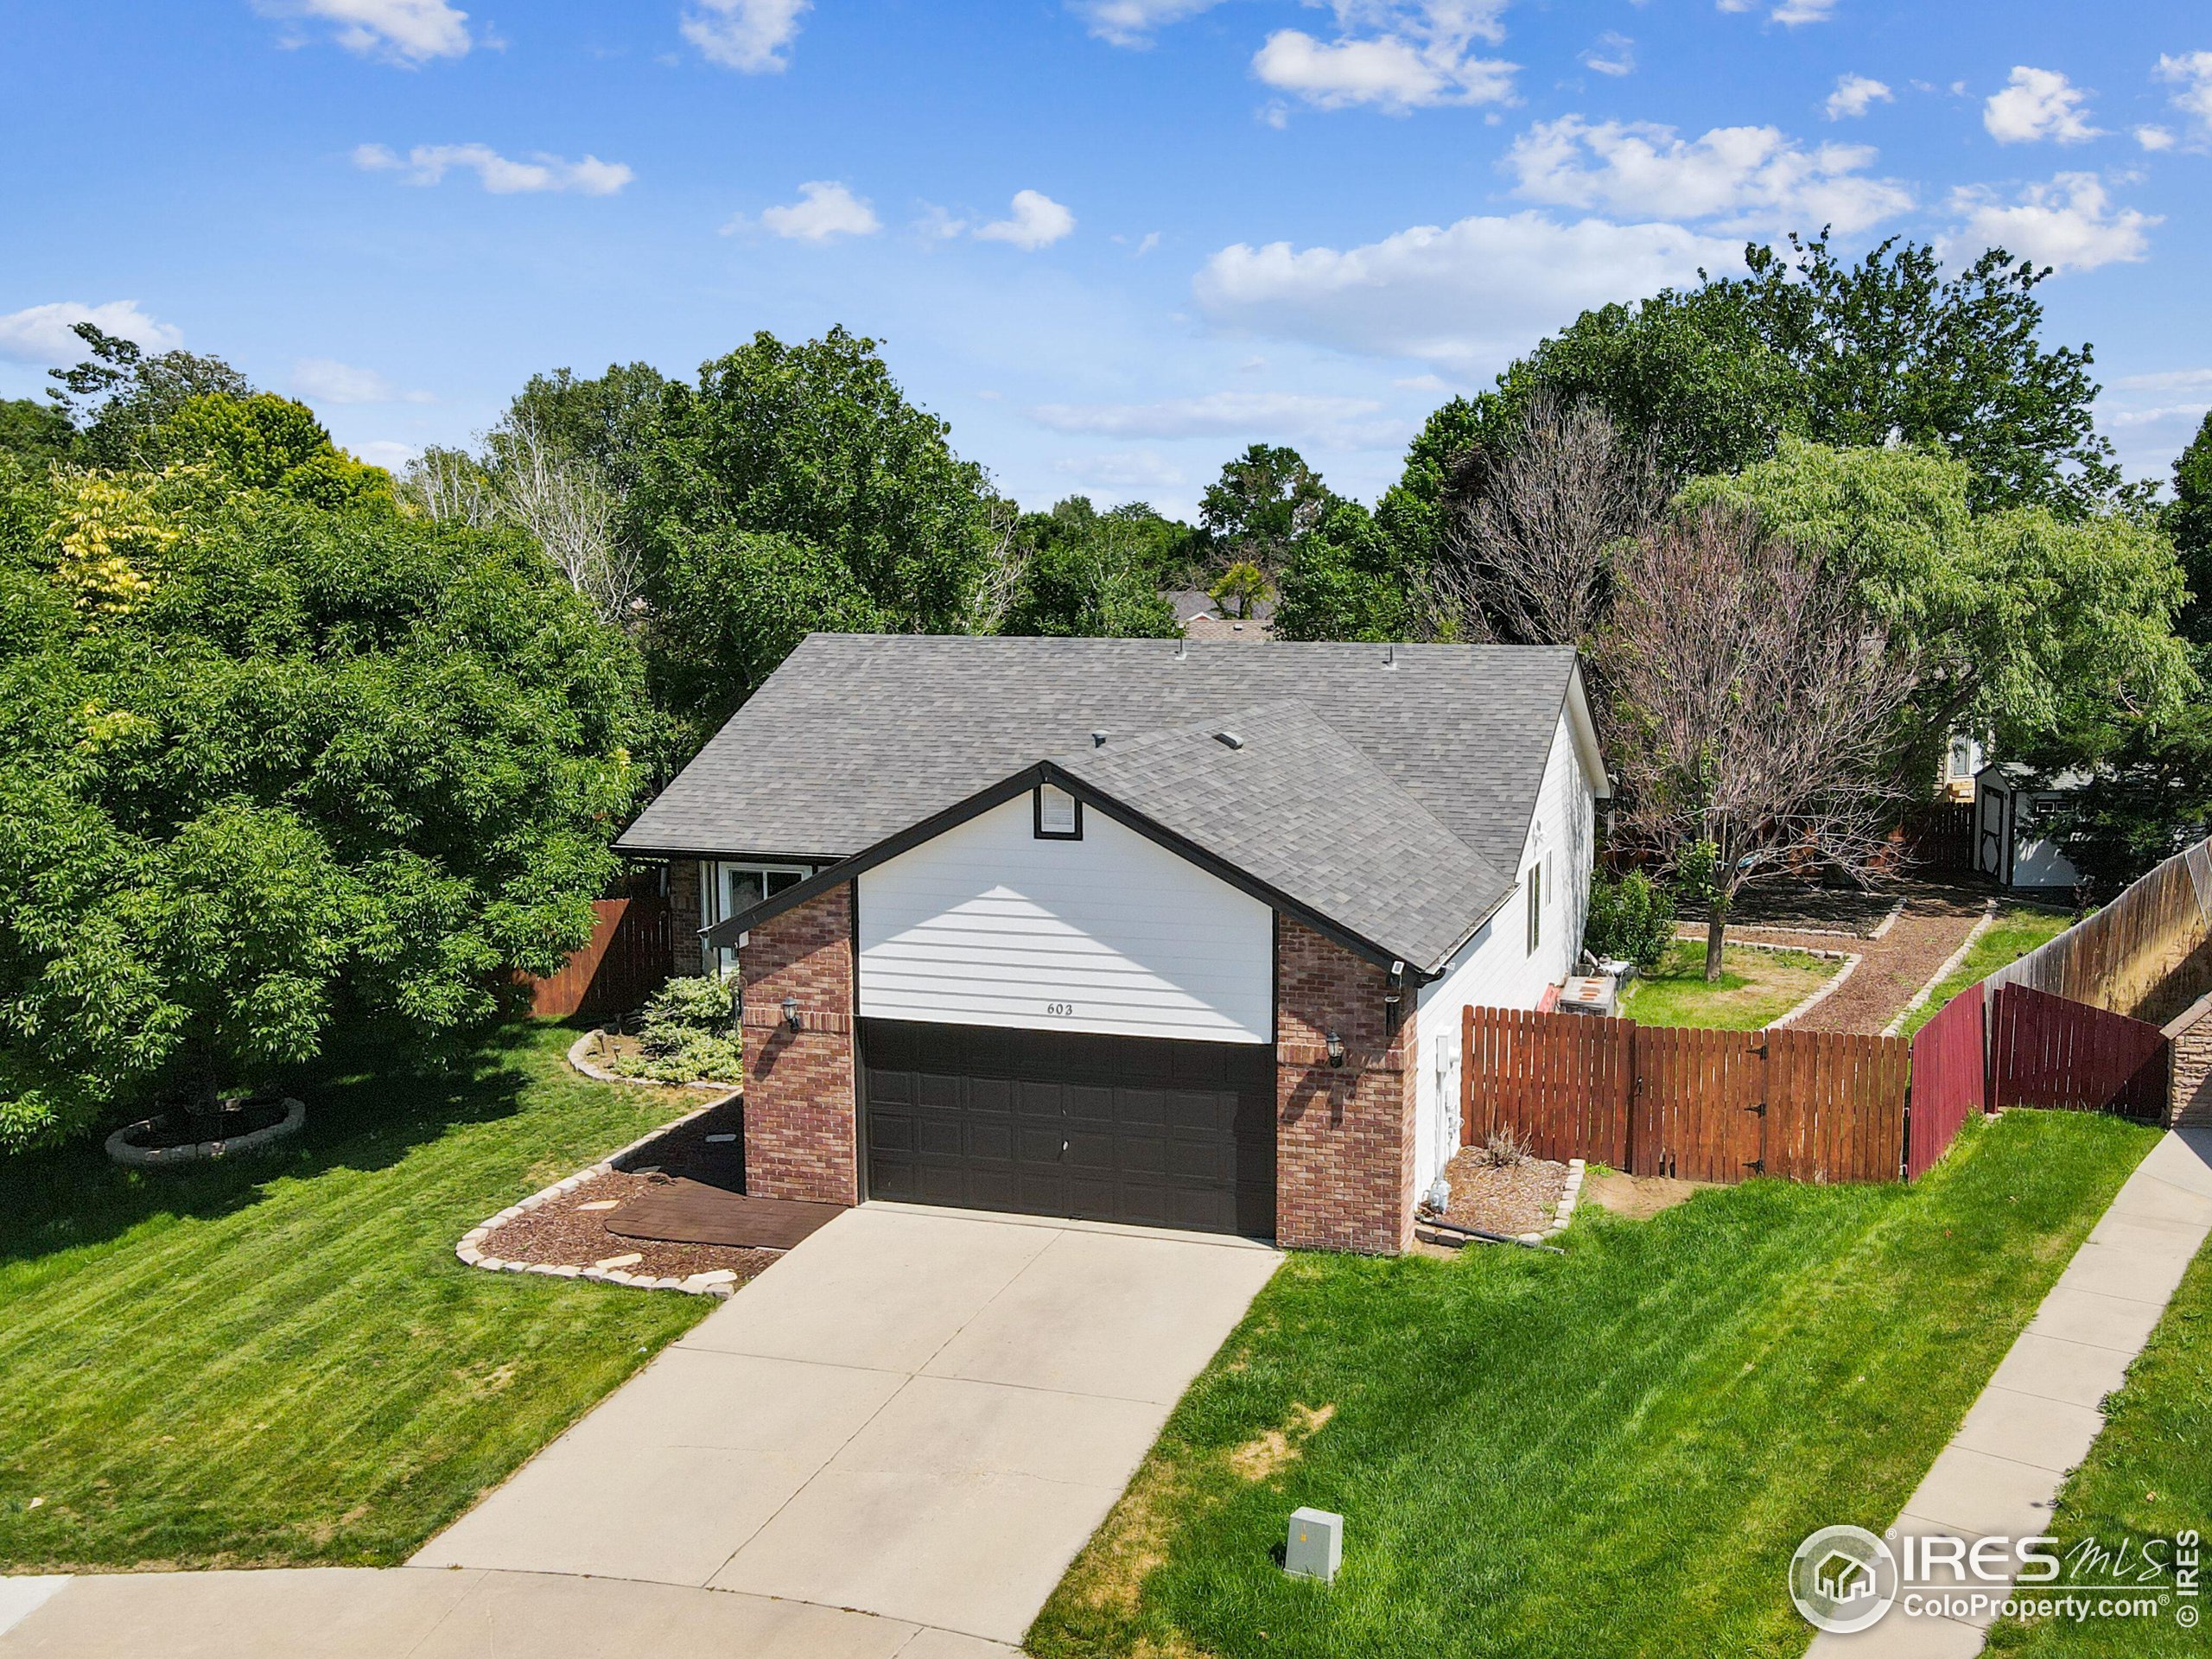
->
[[592, 1252, 643, 1270], [704, 1133, 737, 1143], [575, 1200, 620, 1211]]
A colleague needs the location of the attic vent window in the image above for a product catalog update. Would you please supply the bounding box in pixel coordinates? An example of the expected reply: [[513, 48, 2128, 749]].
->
[[1034, 784, 1082, 840], [1214, 731, 1244, 750]]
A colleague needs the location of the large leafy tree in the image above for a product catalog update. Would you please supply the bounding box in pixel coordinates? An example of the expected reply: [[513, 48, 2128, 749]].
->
[[0, 465, 645, 1147], [1001, 497, 1179, 639], [46, 323, 253, 466], [1274, 499, 1421, 642], [1678, 439, 2193, 765], [1198, 444, 1332, 577], [628, 327, 995, 738], [502, 361, 671, 493], [2170, 411, 2212, 645]]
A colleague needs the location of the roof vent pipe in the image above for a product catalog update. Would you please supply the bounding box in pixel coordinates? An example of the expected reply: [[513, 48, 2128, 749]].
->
[[1383, 643, 1397, 669]]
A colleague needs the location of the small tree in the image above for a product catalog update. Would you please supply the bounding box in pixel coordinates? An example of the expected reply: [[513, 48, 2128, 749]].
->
[[1604, 505, 1914, 980], [1435, 392, 1662, 649], [1208, 559, 1273, 620]]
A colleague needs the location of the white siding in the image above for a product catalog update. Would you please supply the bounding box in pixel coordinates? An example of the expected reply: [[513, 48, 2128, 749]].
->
[[1411, 709, 1600, 1195], [857, 792, 1273, 1043]]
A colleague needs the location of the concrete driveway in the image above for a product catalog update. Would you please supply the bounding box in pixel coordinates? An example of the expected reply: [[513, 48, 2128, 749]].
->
[[412, 1202, 1281, 1648]]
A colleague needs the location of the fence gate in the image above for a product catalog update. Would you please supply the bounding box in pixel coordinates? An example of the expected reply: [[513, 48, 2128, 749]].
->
[[1631, 1027, 1767, 1181]]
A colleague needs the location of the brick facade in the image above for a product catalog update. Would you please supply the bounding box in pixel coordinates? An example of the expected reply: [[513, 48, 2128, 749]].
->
[[668, 858, 706, 979], [737, 887, 859, 1205], [2166, 993, 2212, 1129], [1273, 918, 1420, 1254], [725, 887, 1419, 1251]]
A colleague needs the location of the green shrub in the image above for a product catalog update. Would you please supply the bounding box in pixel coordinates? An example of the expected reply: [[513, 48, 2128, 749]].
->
[[615, 976, 741, 1084], [1584, 871, 1676, 970]]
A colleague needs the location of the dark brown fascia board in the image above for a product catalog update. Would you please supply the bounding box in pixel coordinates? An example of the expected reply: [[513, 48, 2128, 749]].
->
[[698, 760, 1439, 982]]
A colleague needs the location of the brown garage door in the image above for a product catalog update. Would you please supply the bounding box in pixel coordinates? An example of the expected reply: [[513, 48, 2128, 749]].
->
[[858, 1019, 1276, 1238]]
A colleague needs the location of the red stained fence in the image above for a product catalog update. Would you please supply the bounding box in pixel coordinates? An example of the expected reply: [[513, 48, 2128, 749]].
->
[[1464, 1006, 1910, 1185], [1989, 982, 2169, 1120], [523, 897, 675, 1020], [1906, 987, 1986, 1179]]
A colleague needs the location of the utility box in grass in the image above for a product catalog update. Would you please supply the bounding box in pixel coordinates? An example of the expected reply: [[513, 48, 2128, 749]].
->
[[1285, 1507, 1343, 1583]]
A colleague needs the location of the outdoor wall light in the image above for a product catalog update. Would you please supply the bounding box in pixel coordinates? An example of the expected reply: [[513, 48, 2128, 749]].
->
[[782, 995, 801, 1032], [1325, 1031, 1345, 1068]]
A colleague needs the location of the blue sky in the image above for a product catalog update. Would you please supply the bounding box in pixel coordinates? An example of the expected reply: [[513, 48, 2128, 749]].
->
[[3, 2, 2208, 518]]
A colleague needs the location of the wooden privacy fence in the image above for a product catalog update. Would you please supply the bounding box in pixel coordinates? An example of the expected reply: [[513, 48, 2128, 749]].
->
[[1986, 836, 2212, 1020], [1989, 983, 2169, 1119], [522, 896, 675, 1020], [1896, 803, 1976, 875], [1464, 1006, 1910, 1185], [1906, 986, 1985, 1179]]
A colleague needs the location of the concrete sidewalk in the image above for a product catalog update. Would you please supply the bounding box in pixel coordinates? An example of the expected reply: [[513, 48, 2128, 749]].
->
[[1808, 1126, 2212, 1657]]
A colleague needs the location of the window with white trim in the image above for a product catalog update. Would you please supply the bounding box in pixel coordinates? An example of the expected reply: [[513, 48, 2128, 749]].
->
[[1525, 863, 1542, 956], [704, 860, 812, 976]]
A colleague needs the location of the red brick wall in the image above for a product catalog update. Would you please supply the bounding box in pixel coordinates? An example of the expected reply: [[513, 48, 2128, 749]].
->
[[738, 887, 859, 1205], [668, 859, 706, 979], [1274, 918, 1419, 1254]]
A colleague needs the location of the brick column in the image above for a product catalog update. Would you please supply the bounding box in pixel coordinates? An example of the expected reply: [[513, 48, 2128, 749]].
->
[[1274, 918, 1419, 1254], [738, 887, 859, 1205], [668, 859, 707, 979], [2165, 993, 2212, 1129]]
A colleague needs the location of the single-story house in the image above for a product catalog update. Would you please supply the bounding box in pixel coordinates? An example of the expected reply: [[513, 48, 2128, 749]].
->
[[1974, 763, 2085, 892], [616, 633, 1609, 1254]]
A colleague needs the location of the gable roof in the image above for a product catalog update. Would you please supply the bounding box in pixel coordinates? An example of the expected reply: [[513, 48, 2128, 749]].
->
[[620, 633, 1594, 887], [1049, 702, 1509, 971]]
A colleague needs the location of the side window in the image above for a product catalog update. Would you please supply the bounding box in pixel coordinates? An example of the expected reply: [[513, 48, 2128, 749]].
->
[[1526, 864, 1542, 956]]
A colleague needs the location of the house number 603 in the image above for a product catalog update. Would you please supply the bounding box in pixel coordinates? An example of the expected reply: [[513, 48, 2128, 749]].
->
[[1045, 1001, 1075, 1016]]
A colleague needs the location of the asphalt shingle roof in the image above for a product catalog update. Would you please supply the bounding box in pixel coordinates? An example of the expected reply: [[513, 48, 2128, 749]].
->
[[620, 633, 1585, 969], [1050, 702, 1509, 969]]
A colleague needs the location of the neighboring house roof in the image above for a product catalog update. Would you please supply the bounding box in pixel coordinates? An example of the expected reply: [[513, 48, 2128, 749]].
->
[[624, 632, 1603, 975], [1183, 613, 1273, 642], [1976, 762, 2092, 791], [1168, 588, 1275, 625]]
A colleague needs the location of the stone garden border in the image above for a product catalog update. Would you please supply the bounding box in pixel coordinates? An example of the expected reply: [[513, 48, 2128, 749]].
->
[[454, 1090, 745, 1299], [105, 1097, 306, 1167], [1515, 1156, 1586, 1244]]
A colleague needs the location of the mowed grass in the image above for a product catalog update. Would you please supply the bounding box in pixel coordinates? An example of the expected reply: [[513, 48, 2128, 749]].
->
[[1620, 939, 1840, 1031], [1030, 1110, 2159, 1659], [1986, 1235, 2212, 1659], [0, 1022, 710, 1571], [1897, 903, 2076, 1038]]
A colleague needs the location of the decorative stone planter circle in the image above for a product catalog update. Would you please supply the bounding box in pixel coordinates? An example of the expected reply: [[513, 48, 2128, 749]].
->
[[104, 1097, 307, 1168]]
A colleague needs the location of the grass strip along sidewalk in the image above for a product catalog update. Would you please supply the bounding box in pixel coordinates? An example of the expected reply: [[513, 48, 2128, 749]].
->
[[0, 1022, 709, 1571], [1031, 1109, 2160, 1659], [1986, 1234, 2212, 1659]]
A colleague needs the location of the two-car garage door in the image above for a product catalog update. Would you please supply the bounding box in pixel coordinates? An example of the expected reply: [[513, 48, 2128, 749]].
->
[[859, 1019, 1276, 1237]]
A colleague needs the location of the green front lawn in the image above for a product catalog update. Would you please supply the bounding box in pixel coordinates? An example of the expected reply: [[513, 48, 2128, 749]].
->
[[0, 1022, 710, 1570], [1896, 903, 2075, 1038], [1619, 939, 1840, 1031], [1030, 1109, 2159, 1659], [1986, 1235, 2211, 1659]]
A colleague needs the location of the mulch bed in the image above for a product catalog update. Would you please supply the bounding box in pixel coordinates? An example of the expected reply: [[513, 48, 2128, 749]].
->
[[1436, 1147, 1569, 1236], [122, 1097, 291, 1151], [474, 1096, 787, 1286]]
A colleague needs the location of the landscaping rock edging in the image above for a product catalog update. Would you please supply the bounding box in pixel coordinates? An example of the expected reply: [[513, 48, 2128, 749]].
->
[[454, 1093, 744, 1298], [1769, 950, 1863, 1029], [105, 1097, 306, 1167], [564, 1029, 739, 1092], [1882, 897, 2000, 1037], [1513, 1158, 1586, 1245]]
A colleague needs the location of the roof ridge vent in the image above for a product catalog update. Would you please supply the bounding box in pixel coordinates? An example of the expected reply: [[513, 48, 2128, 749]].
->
[[1214, 730, 1244, 750]]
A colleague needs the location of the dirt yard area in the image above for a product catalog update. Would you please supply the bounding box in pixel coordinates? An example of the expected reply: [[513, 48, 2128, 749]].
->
[[1714, 876, 1994, 1035]]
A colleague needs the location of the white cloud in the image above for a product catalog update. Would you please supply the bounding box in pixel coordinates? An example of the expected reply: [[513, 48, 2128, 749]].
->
[[1717, 0, 1835, 25], [1505, 115, 1913, 234], [289, 358, 432, 405], [1825, 73, 1892, 119], [2136, 125, 2176, 151], [976, 189, 1077, 250], [1193, 211, 1740, 372], [354, 439, 421, 471], [1253, 3, 1516, 112], [0, 300, 181, 365], [681, 0, 809, 73], [1393, 372, 1451, 392], [2114, 367, 2212, 393], [1070, 0, 1226, 48], [1580, 32, 1635, 78], [753, 181, 880, 241], [1050, 450, 1186, 492], [2156, 51, 2212, 139], [1946, 173, 2158, 272], [353, 143, 633, 194], [1983, 67, 2103, 144], [258, 0, 472, 64], [1028, 390, 1388, 443]]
